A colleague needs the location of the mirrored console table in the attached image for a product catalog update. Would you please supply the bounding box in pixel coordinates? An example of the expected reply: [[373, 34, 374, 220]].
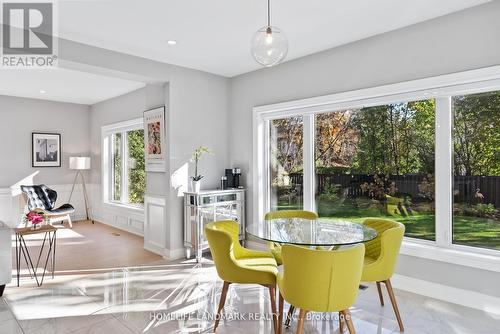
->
[[184, 189, 245, 262]]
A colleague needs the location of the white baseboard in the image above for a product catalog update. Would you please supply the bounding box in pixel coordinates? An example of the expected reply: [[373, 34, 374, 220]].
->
[[392, 273, 500, 315], [93, 215, 144, 237], [143, 243, 184, 260], [144, 243, 166, 257], [164, 248, 185, 261]]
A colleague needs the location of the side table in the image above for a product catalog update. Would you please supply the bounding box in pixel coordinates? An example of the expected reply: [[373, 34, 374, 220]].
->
[[15, 224, 57, 287]]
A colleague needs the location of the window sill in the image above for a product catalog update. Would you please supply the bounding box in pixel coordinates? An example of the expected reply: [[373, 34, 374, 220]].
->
[[401, 238, 500, 273], [103, 201, 144, 213]]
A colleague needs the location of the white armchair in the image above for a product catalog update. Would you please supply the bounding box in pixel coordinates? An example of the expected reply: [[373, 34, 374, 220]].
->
[[0, 221, 11, 296]]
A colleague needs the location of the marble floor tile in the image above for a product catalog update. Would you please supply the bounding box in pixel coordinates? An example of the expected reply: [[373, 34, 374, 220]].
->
[[0, 317, 24, 334], [1, 260, 499, 334], [4, 283, 104, 320], [401, 297, 500, 334], [17, 314, 114, 334], [0, 299, 15, 322], [0, 299, 24, 333], [67, 316, 134, 334]]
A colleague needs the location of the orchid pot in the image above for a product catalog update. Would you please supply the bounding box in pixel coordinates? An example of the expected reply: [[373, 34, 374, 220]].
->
[[191, 179, 201, 193]]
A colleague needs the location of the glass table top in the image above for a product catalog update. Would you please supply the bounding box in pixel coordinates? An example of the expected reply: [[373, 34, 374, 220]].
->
[[246, 218, 378, 247]]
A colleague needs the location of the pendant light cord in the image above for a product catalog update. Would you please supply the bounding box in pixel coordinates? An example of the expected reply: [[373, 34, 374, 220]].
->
[[267, 0, 271, 27]]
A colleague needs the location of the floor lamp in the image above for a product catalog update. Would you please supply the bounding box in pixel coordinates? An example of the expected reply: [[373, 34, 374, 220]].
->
[[68, 157, 94, 224]]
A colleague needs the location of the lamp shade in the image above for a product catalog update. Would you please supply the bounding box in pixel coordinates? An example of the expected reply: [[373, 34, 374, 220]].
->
[[69, 157, 91, 170]]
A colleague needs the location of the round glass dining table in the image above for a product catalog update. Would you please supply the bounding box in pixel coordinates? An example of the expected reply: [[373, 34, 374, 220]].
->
[[246, 218, 377, 248], [246, 218, 377, 328]]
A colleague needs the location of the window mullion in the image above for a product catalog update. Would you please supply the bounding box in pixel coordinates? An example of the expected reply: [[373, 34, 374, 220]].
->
[[264, 119, 271, 214], [121, 131, 128, 204], [435, 97, 453, 246], [105, 133, 112, 202], [303, 114, 315, 212]]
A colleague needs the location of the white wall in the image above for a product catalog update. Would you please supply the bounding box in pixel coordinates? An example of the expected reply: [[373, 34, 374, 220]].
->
[[61, 41, 232, 255], [0, 95, 91, 222], [166, 70, 230, 253], [229, 1, 500, 297], [0, 95, 90, 187]]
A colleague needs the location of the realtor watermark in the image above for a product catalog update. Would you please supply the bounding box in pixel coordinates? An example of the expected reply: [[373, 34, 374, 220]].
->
[[1, 0, 58, 68], [149, 311, 351, 322]]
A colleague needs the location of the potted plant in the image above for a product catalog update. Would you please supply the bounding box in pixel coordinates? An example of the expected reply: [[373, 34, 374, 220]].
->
[[191, 146, 213, 192]]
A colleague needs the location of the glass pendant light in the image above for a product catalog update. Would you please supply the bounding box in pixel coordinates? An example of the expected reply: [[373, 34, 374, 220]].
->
[[251, 0, 288, 67]]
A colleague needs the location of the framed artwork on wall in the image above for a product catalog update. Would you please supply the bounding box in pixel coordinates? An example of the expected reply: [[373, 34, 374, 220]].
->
[[144, 106, 166, 172], [32, 133, 61, 167]]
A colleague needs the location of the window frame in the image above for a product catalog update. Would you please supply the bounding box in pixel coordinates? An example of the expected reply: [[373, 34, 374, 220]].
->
[[253, 66, 500, 272], [101, 118, 145, 211]]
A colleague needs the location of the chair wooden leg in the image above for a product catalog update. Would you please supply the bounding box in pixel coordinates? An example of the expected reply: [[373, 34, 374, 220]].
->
[[268, 285, 278, 333], [214, 281, 230, 333], [385, 279, 404, 332], [67, 214, 73, 228], [296, 309, 307, 334], [339, 311, 344, 332], [376, 282, 384, 306], [278, 292, 284, 334], [340, 309, 355, 334]]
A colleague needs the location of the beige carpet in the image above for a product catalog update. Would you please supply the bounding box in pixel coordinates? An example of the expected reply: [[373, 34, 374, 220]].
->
[[11, 220, 163, 276]]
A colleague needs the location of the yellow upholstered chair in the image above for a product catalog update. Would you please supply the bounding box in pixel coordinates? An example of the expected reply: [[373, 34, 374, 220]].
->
[[278, 244, 365, 334], [361, 218, 405, 332], [264, 210, 318, 265], [205, 220, 279, 333]]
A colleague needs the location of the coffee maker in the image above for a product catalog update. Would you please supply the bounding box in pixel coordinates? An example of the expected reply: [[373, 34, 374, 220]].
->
[[225, 168, 243, 189]]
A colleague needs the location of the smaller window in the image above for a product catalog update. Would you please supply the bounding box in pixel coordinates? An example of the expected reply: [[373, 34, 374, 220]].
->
[[103, 119, 145, 208]]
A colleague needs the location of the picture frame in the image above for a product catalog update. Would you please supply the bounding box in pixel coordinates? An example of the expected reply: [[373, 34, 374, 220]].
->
[[144, 106, 166, 172], [32, 133, 61, 167]]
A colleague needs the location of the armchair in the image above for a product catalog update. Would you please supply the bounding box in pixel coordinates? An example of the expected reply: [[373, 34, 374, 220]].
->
[[205, 220, 279, 333], [361, 218, 405, 332], [21, 185, 75, 228]]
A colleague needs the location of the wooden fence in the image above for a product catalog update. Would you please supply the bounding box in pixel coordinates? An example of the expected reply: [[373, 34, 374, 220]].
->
[[288, 173, 500, 207]]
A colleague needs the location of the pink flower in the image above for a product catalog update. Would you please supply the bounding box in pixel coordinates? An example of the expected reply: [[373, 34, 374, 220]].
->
[[26, 211, 44, 225]]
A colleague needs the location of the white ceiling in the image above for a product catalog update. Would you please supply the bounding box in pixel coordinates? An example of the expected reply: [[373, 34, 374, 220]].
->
[[0, 68, 145, 104], [57, 0, 489, 77]]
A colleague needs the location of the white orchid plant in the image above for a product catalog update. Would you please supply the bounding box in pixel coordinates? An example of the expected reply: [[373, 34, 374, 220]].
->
[[191, 146, 213, 181]]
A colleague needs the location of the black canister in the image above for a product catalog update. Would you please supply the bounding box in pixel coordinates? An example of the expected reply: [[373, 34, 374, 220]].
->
[[221, 176, 228, 190]]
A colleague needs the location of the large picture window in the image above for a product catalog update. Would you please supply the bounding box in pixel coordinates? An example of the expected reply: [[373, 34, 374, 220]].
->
[[453, 91, 500, 250], [103, 120, 145, 208], [314, 100, 435, 240], [256, 75, 500, 261]]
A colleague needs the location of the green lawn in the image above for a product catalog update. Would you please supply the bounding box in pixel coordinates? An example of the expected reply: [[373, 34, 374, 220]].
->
[[276, 197, 500, 251], [452, 216, 500, 250]]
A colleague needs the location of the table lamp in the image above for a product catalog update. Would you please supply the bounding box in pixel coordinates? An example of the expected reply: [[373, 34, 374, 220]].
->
[[68, 157, 93, 224]]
